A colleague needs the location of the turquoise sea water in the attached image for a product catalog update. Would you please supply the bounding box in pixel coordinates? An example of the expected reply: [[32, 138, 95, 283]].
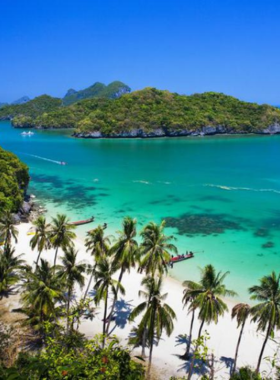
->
[[1, 121, 280, 301]]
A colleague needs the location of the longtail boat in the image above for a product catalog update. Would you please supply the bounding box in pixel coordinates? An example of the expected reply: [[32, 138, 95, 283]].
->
[[170, 253, 194, 264], [69, 216, 94, 226]]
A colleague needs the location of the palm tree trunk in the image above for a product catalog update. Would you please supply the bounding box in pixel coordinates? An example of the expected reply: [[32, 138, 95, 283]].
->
[[256, 319, 273, 374], [76, 265, 96, 331], [147, 310, 156, 380], [232, 319, 246, 374], [106, 267, 124, 334], [36, 250, 42, 266], [102, 290, 108, 348], [198, 319, 205, 338], [66, 286, 71, 333], [149, 309, 156, 364], [82, 268, 95, 303], [142, 328, 147, 357], [54, 247, 59, 266], [5, 231, 11, 251], [188, 318, 206, 380], [183, 309, 195, 359]]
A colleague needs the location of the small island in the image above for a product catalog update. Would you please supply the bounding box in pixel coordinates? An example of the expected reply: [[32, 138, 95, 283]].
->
[[1, 86, 280, 138]]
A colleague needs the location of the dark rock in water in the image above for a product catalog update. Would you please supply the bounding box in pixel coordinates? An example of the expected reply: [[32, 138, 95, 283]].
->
[[164, 213, 245, 236], [254, 228, 269, 238], [262, 241, 274, 249]]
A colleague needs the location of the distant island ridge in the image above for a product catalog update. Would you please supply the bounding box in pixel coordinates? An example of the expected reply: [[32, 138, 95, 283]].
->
[[1, 81, 280, 138]]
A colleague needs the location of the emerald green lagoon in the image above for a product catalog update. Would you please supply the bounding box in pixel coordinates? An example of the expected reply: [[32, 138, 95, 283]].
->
[[1, 121, 280, 301]]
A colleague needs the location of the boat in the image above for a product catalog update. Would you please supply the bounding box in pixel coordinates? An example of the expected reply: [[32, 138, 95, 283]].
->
[[69, 216, 94, 226], [170, 252, 194, 264], [60, 161, 66, 165], [21, 131, 34, 136]]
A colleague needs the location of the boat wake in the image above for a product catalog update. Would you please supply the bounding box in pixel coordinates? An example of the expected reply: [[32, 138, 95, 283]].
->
[[22, 153, 65, 165], [157, 181, 171, 185], [204, 184, 280, 195], [133, 180, 151, 185]]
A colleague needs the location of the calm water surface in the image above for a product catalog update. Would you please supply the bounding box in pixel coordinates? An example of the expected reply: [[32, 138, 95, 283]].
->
[[1, 121, 280, 301]]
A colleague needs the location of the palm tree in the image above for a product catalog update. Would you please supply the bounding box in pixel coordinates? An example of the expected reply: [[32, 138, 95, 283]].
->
[[0, 212, 18, 249], [49, 214, 76, 266], [57, 247, 86, 332], [21, 259, 63, 330], [0, 245, 25, 299], [83, 226, 111, 302], [249, 272, 280, 374], [94, 257, 124, 348], [129, 275, 176, 364], [30, 216, 51, 266], [231, 303, 251, 374], [139, 221, 177, 276], [106, 217, 138, 333], [182, 282, 199, 360], [184, 265, 236, 339]]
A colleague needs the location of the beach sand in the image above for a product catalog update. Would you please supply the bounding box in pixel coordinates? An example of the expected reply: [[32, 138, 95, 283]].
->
[[5, 222, 279, 379]]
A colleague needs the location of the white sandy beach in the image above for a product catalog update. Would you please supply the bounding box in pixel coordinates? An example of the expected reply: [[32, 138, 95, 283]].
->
[[5, 222, 280, 379]]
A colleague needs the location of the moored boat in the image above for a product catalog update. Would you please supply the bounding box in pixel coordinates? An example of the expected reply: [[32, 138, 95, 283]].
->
[[21, 131, 34, 136], [170, 252, 194, 264], [69, 216, 94, 226]]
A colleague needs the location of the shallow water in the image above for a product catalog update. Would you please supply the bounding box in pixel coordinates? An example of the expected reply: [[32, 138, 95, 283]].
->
[[1, 121, 280, 301]]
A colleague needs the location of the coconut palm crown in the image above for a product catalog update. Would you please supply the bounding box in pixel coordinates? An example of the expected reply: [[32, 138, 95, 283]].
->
[[139, 221, 177, 276], [49, 214, 76, 266], [249, 271, 280, 373], [129, 275, 176, 364], [184, 264, 237, 337], [30, 216, 51, 266]]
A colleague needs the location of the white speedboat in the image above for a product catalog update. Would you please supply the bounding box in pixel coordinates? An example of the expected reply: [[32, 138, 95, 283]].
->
[[21, 131, 34, 136]]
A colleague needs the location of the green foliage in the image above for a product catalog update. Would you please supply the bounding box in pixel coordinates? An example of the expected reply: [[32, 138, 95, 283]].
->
[[139, 221, 177, 276], [3, 88, 280, 133], [63, 81, 131, 106], [230, 366, 263, 380], [0, 334, 144, 379], [0, 147, 29, 212], [41, 88, 280, 132], [0, 245, 25, 299], [129, 275, 176, 363], [183, 264, 236, 327], [0, 95, 62, 125]]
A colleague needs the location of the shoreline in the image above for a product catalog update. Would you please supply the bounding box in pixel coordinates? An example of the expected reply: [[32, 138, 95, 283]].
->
[[4, 221, 279, 379]]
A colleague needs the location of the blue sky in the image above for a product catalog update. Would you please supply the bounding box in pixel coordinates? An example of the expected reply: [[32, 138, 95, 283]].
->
[[0, 0, 279, 104]]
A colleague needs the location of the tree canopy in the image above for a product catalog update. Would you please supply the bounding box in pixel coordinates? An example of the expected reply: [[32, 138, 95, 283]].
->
[[0, 147, 29, 212]]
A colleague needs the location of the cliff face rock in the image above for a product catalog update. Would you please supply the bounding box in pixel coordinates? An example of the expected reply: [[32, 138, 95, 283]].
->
[[111, 86, 131, 99], [261, 123, 280, 134], [73, 123, 280, 139]]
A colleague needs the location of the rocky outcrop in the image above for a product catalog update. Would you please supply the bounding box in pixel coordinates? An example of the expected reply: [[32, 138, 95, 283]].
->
[[111, 86, 131, 99], [73, 123, 280, 139], [260, 123, 280, 134], [73, 126, 231, 139]]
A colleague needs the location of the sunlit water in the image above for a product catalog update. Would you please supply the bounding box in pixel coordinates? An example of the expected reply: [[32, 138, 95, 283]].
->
[[1, 121, 280, 302]]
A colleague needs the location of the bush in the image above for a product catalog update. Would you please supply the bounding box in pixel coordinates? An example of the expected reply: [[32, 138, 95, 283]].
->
[[0, 333, 144, 379]]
